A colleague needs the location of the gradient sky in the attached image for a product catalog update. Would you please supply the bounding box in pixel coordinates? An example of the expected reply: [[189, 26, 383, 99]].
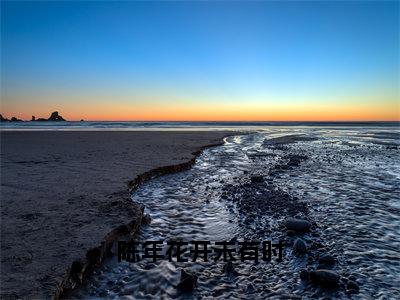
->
[[1, 1, 399, 121]]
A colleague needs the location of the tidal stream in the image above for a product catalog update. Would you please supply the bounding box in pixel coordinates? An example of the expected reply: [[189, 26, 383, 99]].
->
[[75, 127, 400, 299]]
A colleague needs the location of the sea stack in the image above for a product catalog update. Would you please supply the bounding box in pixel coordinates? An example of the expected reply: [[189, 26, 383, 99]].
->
[[48, 111, 66, 121]]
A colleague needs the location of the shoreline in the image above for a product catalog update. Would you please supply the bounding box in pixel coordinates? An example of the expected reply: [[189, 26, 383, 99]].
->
[[0, 131, 236, 299], [55, 138, 232, 299], [127, 140, 229, 191]]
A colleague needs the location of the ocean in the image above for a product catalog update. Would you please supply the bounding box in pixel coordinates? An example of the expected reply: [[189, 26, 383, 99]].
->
[[0, 121, 399, 131]]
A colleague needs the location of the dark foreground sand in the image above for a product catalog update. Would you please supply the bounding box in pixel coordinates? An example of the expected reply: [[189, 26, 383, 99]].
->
[[0, 131, 231, 299]]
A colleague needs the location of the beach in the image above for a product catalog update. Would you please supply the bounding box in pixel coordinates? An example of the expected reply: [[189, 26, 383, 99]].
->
[[1, 127, 399, 299], [0, 130, 231, 299], [1, 0, 398, 298], [67, 126, 399, 299]]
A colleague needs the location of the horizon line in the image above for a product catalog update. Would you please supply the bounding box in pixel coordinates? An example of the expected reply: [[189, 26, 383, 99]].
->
[[1, 119, 399, 123]]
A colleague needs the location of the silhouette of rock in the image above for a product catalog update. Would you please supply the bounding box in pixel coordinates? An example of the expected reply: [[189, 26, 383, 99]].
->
[[48, 111, 65, 121], [31, 116, 36, 121], [0, 114, 8, 122], [10, 117, 22, 122], [36, 111, 66, 122]]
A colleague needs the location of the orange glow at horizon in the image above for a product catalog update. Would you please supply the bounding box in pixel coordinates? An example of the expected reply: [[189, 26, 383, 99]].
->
[[2, 101, 399, 122]]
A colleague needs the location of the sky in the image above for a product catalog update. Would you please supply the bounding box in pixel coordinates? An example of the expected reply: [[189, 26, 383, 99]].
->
[[1, 1, 399, 121]]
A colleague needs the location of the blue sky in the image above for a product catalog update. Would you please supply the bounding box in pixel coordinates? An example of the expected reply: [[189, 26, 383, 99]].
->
[[1, 1, 399, 120]]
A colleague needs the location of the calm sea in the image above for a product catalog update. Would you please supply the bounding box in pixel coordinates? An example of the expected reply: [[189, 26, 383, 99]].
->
[[0, 121, 399, 131]]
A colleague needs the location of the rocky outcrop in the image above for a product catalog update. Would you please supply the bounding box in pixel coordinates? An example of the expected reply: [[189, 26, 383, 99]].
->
[[48, 111, 65, 121], [10, 117, 22, 122], [1, 112, 66, 122], [0, 115, 22, 122], [37, 111, 66, 121]]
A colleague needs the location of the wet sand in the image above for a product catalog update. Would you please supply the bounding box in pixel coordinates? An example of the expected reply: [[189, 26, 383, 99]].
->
[[73, 128, 399, 299], [0, 131, 231, 299]]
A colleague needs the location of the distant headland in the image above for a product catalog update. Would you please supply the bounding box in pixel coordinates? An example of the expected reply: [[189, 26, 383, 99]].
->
[[0, 111, 66, 122]]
